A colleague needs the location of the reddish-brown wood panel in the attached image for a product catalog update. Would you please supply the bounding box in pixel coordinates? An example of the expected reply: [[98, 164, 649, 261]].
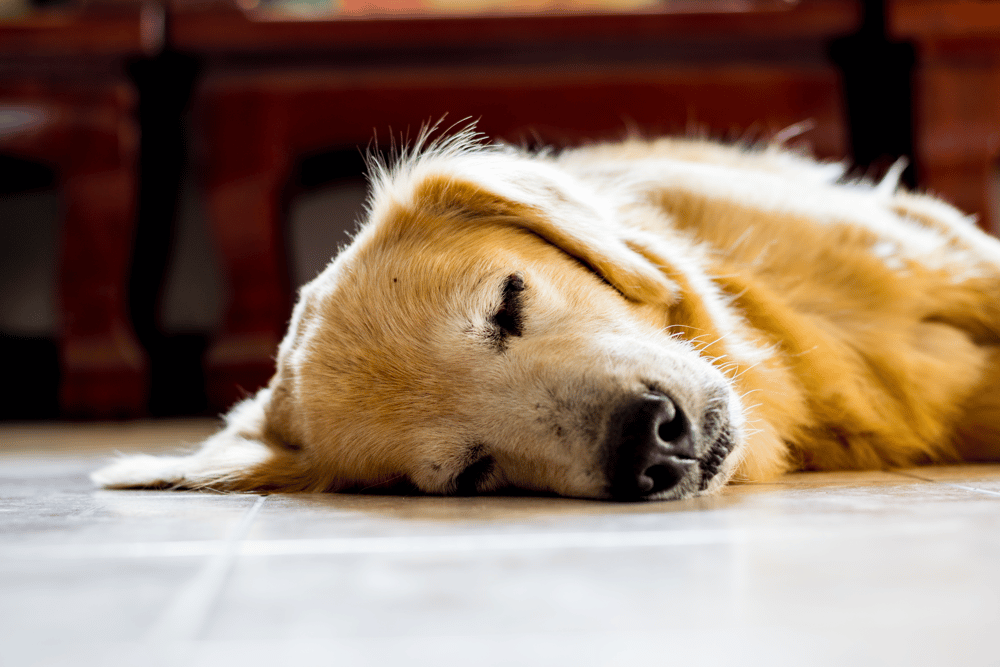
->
[[912, 62, 1000, 232], [891, 0, 1000, 39], [170, 0, 861, 53], [889, 0, 1000, 234], [201, 64, 848, 155], [0, 4, 162, 56]]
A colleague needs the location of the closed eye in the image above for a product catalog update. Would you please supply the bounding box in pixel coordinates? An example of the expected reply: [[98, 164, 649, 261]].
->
[[491, 273, 526, 341]]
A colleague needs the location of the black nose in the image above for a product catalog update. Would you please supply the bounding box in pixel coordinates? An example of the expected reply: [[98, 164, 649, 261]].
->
[[604, 393, 696, 500]]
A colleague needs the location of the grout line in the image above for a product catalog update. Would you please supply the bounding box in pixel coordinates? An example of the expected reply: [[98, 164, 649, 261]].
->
[[145, 495, 266, 645], [891, 470, 1000, 498]]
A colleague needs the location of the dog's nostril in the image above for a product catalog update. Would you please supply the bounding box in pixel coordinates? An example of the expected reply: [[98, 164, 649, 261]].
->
[[605, 392, 698, 499], [656, 403, 688, 445], [639, 462, 684, 496]]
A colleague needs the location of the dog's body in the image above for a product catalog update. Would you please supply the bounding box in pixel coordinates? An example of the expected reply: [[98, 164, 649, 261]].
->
[[94, 131, 1000, 500]]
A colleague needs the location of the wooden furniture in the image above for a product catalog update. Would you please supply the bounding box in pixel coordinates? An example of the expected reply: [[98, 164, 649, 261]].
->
[[889, 0, 1000, 234], [171, 0, 861, 410], [0, 1, 162, 416]]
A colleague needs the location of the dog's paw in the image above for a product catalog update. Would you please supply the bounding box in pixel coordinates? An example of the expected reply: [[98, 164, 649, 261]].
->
[[91, 454, 191, 489]]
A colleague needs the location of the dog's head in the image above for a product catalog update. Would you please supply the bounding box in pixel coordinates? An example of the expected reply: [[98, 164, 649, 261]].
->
[[251, 136, 753, 501]]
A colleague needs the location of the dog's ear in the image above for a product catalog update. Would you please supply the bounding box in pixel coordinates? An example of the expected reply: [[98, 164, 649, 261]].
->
[[408, 162, 763, 372], [413, 170, 680, 305]]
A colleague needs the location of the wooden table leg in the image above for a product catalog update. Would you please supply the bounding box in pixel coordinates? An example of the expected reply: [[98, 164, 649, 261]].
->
[[199, 88, 291, 409], [56, 89, 149, 417]]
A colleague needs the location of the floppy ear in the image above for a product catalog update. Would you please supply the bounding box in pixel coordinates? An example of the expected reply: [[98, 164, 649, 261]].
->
[[412, 166, 680, 306], [415, 158, 768, 370], [412, 163, 758, 363], [91, 387, 307, 492]]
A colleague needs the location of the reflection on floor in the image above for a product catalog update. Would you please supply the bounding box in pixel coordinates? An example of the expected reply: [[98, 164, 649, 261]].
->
[[3, 420, 999, 667]]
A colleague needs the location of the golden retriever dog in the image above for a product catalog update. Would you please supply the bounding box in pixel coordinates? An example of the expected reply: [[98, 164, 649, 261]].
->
[[93, 127, 1000, 501]]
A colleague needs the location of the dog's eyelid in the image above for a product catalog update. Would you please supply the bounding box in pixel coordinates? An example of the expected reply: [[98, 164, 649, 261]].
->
[[489, 272, 526, 340]]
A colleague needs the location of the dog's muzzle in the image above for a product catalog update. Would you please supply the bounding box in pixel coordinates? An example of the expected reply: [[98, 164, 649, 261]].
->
[[602, 391, 735, 500]]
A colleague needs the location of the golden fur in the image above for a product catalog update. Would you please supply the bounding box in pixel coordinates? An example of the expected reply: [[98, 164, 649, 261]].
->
[[94, 129, 1000, 501]]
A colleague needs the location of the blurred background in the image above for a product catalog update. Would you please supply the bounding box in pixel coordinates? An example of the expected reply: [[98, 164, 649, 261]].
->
[[1, 0, 995, 421]]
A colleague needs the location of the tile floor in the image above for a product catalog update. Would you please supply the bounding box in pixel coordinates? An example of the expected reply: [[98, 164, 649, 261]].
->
[[2, 420, 999, 667]]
